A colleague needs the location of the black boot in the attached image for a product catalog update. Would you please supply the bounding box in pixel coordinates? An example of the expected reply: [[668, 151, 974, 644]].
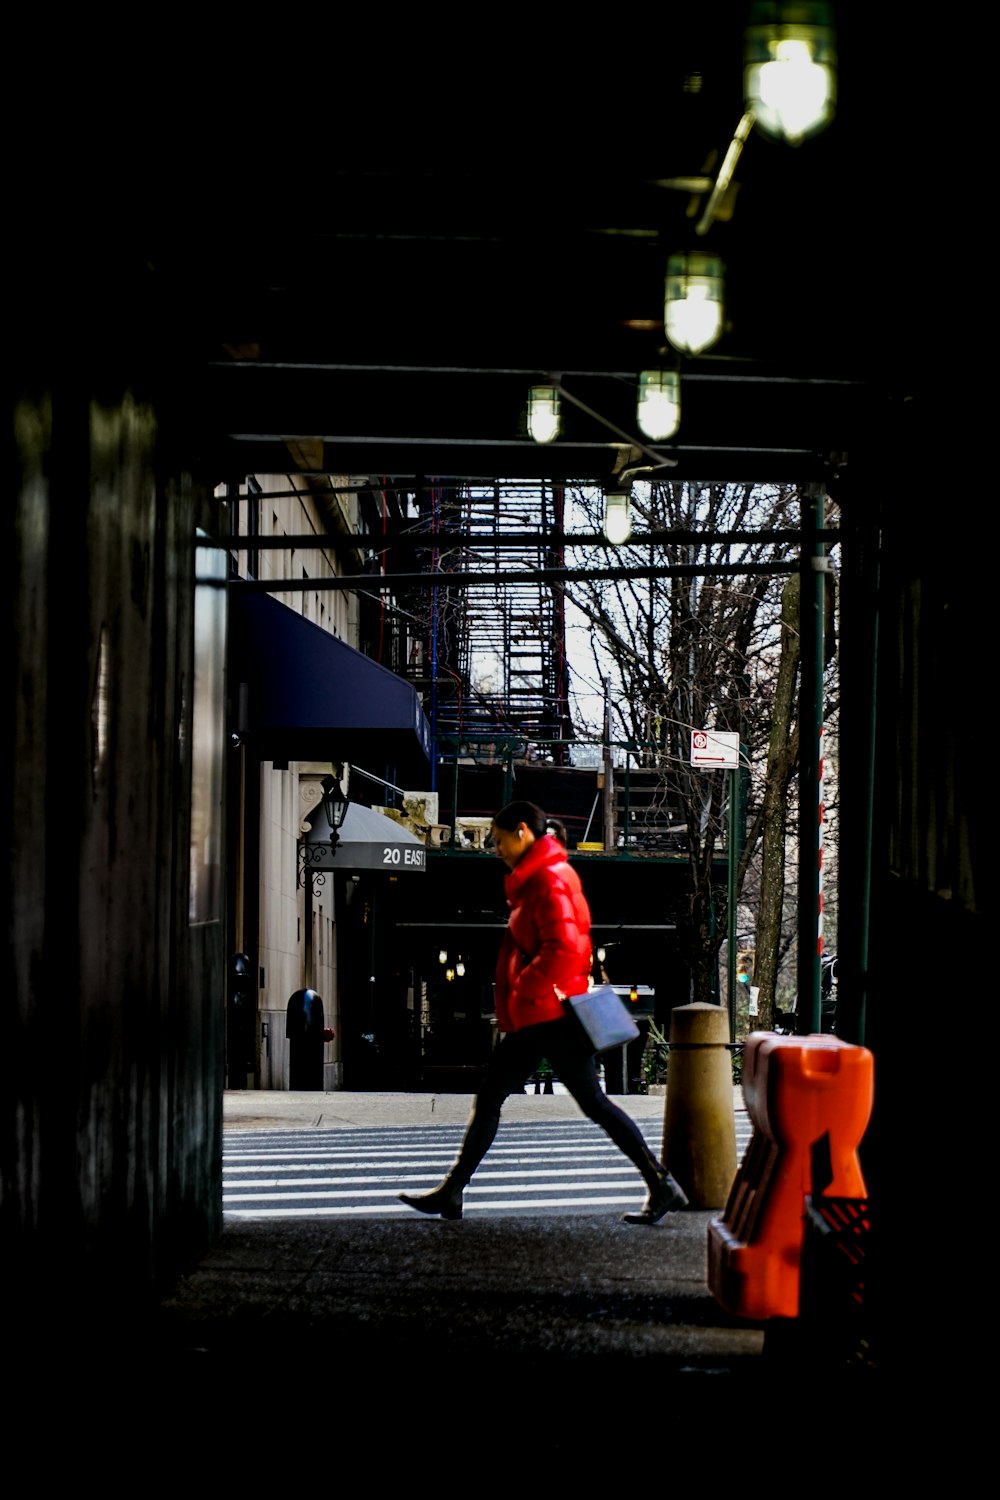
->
[[399, 1180, 464, 1220], [622, 1168, 689, 1226]]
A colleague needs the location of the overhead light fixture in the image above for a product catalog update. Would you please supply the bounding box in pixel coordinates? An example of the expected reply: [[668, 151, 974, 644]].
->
[[321, 775, 350, 847], [664, 253, 725, 356], [603, 489, 632, 545], [456, 959, 466, 977], [438, 949, 448, 964], [445, 967, 456, 982], [637, 370, 681, 442], [744, 1, 837, 146], [527, 385, 561, 444]]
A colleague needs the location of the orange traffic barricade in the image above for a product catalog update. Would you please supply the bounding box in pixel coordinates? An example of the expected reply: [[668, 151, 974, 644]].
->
[[707, 1032, 874, 1321]]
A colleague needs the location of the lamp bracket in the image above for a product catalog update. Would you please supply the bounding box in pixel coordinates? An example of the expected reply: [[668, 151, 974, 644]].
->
[[619, 463, 677, 486], [297, 841, 334, 890]]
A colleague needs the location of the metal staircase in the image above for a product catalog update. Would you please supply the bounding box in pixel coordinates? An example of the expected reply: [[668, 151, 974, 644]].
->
[[613, 768, 689, 851], [422, 481, 572, 756]]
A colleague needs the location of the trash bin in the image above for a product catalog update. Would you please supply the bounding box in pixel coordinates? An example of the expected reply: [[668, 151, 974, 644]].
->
[[227, 952, 253, 1088], [286, 988, 326, 1090]]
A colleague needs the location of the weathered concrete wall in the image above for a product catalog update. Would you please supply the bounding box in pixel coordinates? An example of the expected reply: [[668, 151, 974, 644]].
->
[[5, 270, 223, 1335]]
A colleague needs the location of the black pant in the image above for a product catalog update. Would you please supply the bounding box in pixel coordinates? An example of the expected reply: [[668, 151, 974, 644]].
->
[[446, 1016, 662, 1192]]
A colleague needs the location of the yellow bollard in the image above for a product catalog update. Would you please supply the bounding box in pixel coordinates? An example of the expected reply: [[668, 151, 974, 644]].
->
[[662, 1003, 738, 1209]]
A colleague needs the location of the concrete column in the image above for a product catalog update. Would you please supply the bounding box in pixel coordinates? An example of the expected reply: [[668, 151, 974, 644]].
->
[[662, 1002, 738, 1209]]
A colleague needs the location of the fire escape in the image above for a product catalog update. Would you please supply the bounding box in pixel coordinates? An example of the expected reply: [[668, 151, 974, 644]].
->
[[418, 481, 573, 761], [354, 477, 689, 851]]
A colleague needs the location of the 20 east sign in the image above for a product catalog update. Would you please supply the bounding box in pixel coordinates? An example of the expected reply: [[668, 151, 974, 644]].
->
[[301, 840, 427, 873]]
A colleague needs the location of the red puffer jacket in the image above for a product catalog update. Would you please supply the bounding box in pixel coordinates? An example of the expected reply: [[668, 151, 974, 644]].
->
[[494, 833, 593, 1033]]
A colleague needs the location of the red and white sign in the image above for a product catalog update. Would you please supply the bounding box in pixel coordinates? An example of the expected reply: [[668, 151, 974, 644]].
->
[[690, 730, 740, 769]]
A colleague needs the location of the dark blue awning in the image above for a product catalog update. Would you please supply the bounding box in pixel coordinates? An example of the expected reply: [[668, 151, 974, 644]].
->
[[229, 590, 431, 783]]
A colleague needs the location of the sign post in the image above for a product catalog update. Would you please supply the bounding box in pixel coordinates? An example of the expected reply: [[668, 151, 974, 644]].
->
[[691, 730, 742, 1036]]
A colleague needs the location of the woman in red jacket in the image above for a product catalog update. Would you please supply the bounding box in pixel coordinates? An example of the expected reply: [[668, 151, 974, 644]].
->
[[399, 800, 688, 1224]]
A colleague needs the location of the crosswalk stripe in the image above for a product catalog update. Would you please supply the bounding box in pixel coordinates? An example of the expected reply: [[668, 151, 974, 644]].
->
[[222, 1114, 753, 1221]]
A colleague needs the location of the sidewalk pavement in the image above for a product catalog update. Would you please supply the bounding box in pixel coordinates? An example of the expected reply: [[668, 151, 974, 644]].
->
[[204, 1088, 888, 1424], [178, 1088, 777, 1421], [182, 1087, 772, 1384], [220, 1082, 732, 1132], [28, 1086, 891, 1466]]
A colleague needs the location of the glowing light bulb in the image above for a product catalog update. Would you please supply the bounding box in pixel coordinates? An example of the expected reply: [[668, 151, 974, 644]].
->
[[603, 491, 631, 545], [744, 4, 837, 145], [664, 255, 725, 356], [637, 370, 681, 441], [527, 385, 560, 443]]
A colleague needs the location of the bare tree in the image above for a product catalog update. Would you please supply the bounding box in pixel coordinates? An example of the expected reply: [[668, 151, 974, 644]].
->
[[562, 479, 837, 1018], [744, 571, 801, 1027]]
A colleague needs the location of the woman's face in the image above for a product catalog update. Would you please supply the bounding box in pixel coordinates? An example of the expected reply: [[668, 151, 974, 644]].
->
[[491, 821, 535, 871]]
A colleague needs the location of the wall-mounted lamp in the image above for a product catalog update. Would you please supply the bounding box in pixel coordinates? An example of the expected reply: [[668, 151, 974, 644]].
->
[[527, 385, 561, 443], [664, 253, 725, 356], [603, 489, 632, 545], [321, 775, 350, 847], [636, 370, 681, 442], [744, 1, 837, 146]]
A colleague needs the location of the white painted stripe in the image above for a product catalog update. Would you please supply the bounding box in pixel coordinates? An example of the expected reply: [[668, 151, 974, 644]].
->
[[224, 1193, 654, 1219]]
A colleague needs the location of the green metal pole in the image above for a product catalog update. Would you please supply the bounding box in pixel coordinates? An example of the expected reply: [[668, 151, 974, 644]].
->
[[727, 769, 738, 1040], [837, 489, 879, 1048], [797, 483, 827, 1033]]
